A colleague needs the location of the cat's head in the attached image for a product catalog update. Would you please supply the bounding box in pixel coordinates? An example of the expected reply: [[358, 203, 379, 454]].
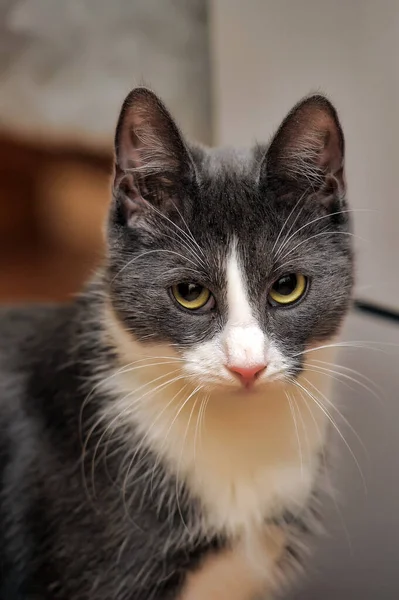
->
[[106, 88, 353, 392]]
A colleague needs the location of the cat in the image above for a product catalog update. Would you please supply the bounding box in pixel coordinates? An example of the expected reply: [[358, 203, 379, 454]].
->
[[0, 88, 353, 600]]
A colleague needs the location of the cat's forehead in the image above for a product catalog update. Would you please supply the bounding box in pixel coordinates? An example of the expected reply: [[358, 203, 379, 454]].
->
[[187, 144, 280, 246], [191, 144, 262, 179]]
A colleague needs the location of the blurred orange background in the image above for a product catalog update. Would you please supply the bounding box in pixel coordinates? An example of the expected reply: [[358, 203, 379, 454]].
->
[[0, 134, 111, 302]]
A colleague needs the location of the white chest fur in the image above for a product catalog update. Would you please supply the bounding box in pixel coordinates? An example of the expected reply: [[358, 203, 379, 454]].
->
[[109, 354, 331, 540]]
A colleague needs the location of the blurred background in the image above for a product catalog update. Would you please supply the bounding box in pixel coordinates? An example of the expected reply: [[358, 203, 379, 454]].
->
[[0, 0, 211, 301], [1, 0, 399, 598]]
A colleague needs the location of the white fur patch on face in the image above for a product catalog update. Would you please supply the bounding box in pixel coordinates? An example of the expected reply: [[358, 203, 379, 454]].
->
[[223, 243, 265, 369], [225, 243, 254, 326], [183, 241, 289, 387]]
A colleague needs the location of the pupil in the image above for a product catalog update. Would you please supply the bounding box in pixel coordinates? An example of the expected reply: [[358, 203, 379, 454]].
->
[[179, 283, 202, 301], [275, 274, 297, 296]]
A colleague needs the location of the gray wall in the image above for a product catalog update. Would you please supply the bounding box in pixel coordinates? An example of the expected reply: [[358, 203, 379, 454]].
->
[[0, 0, 211, 146]]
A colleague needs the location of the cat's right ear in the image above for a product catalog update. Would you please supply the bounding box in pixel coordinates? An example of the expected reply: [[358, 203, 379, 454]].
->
[[113, 87, 194, 224]]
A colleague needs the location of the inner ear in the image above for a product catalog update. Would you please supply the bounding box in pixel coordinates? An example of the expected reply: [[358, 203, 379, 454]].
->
[[263, 95, 345, 196], [113, 87, 194, 220]]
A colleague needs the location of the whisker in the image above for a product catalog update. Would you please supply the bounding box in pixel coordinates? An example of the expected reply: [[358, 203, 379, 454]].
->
[[291, 378, 367, 494], [112, 248, 203, 283], [126, 383, 189, 475], [298, 390, 354, 554], [79, 357, 184, 444], [156, 230, 206, 271], [310, 359, 383, 393], [121, 380, 188, 520], [176, 390, 202, 532], [109, 372, 186, 470], [302, 375, 368, 459], [277, 231, 364, 267], [285, 391, 304, 478], [169, 200, 207, 260], [307, 361, 383, 405], [150, 385, 202, 501], [272, 190, 308, 256], [198, 392, 211, 453], [119, 360, 184, 377], [292, 392, 312, 467], [275, 208, 374, 260], [86, 369, 182, 499], [147, 200, 206, 263], [294, 340, 395, 359], [144, 205, 206, 270], [305, 365, 361, 400], [193, 395, 206, 464]]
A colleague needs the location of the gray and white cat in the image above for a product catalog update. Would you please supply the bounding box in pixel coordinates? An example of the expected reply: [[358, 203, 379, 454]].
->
[[0, 88, 353, 599]]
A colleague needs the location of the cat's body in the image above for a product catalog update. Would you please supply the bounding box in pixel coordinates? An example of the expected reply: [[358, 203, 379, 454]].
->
[[0, 299, 217, 600], [0, 89, 353, 599]]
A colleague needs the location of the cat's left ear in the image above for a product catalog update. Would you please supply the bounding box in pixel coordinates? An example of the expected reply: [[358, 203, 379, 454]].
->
[[114, 87, 194, 221], [261, 95, 345, 206]]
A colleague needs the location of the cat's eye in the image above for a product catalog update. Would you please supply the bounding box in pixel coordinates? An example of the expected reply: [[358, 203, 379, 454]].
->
[[171, 283, 214, 311], [268, 273, 307, 306]]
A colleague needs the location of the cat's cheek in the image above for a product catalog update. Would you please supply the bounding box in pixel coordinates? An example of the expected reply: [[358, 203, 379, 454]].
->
[[103, 301, 183, 366], [182, 334, 230, 384], [263, 340, 293, 380]]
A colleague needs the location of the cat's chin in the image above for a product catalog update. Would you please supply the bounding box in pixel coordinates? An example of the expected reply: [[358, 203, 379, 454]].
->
[[203, 376, 288, 398], [231, 385, 259, 396]]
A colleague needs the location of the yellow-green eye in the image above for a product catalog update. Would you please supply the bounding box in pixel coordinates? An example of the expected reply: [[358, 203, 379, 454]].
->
[[172, 283, 212, 310], [269, 273, 307, 306]]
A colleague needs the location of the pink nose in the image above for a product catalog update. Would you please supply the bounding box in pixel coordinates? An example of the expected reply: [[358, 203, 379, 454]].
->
[[227, 364, 266, 387]]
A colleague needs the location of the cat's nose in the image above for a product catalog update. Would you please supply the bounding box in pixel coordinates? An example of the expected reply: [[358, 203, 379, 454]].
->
[[227, 364, 266, 388]]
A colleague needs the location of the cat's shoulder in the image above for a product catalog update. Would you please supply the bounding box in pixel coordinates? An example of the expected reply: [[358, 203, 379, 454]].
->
[[0, 303, 77, 420], [0, 304, 66, 348], [0, 303, 80, 384]]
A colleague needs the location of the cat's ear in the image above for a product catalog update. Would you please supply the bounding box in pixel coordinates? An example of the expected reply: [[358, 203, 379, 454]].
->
[[262, 95, 345, 204], [113, 87, 194, 222]]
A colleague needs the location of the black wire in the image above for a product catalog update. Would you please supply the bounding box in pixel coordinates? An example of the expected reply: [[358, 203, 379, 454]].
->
[[353, 300, 399, 324]]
